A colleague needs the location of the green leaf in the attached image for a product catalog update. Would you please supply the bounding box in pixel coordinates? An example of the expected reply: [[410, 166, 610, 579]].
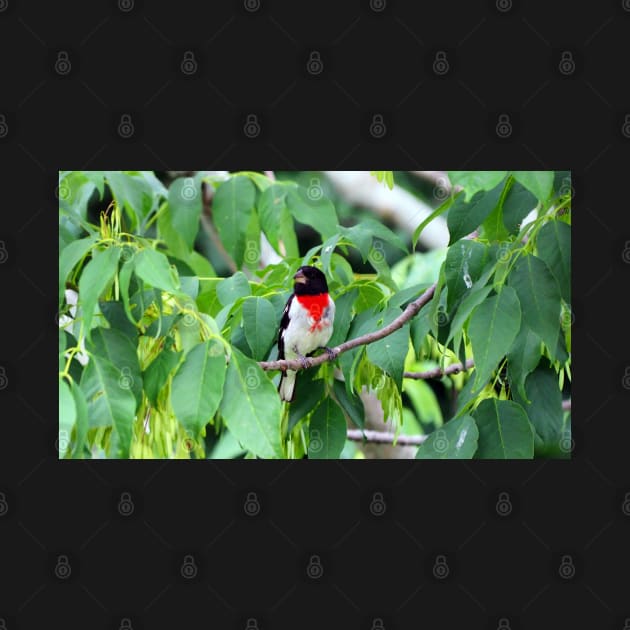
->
[[473, 399, 534, 459], [78, 246, 122, 339], [333, 380, 365, 429], [447, 182, 504, 244], [513, 362, 563, 455], [59, 379, 76, 459], [468, 286, 521, 393], [410, 304, 432, 357], [448, 171, 507, 201], [167, 177, 203, 251], [446, 285, 493, 350], [59, 236, 97, 305], [328, 288, 357, 347], [366, 307, 410, 390], [106, 171, 155, 229], [286, 185, 338, 240], [413, 194, 457, 248], [536, 220, 571, 303], [87, 327, 143, 410], [511, 171, 554, 204], [99, 300, 137, 340], [287, 368, 325, 432], [507, 326, 542, 400], [258, 184, 299, 258], [134, 248, 181, 294], [143, 348, 182, 406], [80, 354, 136, 458], [242, 297, 277, 360], [212, 175, 256, 268], [508, 254, 561, 360], [216, 271, 251, 306], [404, 377, 443, 428], [70, 379, 88, 458], [308, 397, 347, 459], [171, 340, 227, 436], [444, 240, 490, 312], [415, 415, 478, 459], [219, 347, 283, 458], [502, 182, 537, 234]]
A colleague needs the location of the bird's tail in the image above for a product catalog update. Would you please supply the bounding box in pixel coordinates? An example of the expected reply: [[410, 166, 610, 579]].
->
[[278, 369, 297, 402]]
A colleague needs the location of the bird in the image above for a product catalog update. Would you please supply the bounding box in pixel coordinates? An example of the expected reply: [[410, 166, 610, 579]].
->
[[277, 266, 336, 402]]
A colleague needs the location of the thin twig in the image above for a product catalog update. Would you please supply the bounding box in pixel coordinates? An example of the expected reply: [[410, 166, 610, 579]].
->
[[404, 358, 475, 379], [259, 284, 436, 372], [346, 429, 427, 446]]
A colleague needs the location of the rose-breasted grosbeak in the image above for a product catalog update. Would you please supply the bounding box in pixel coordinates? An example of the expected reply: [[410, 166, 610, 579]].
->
[[277, 266, 336, 402]]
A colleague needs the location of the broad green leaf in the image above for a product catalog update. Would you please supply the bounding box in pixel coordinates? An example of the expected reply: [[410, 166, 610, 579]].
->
[[444, 240, 490, 312], [413, 194, 457, 248], [536, 220, 571, 302], [415, 415, 478, 459], [286, 185, 338, 240], [511, 171, 553, 204], [59, 236, 97, 305], [333, 380, 365, 429], [366, 307, 410, 390], [508, 254, 561, 360], [446, 285, 493, 349], [219, 347, 283, 458], [80, 354, 136, 457], [167, 177, 202, 251], [411, 304, 432, 357], [171, 340, 227, 436], [308, 397, 346, 459], [328, 288, 357, 347], [78, 246, 122, 339], [87, 327, 143, 409], [448, 171, 507, 201], [59, 379, 76, 459], [258, 184, 299, 258], [513, 362, 562, 455], [70, 379, 88, 458], [118, 257, 136, 324], [468, 286, 521, 393], [99, 300, 137, 340], [242, 297, 277, 360], [287, 368, 325, 432], [320, 233, 342, 275], [447, 182, 504, 244], [502, 182, 537, 234], [212, 175, 256, 268], [134, 248, 180, 294], [473, 399, 534, 459], [105, 171, 155, 228], [404, 378, 443, 428], [216, 271, 251, 306], [143, 348, 182, 406], [482, 194, 510, 242], [507, 326, 542, 400]]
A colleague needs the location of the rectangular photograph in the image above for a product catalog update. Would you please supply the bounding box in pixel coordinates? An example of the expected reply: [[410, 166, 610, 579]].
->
[[58, 170, 571, 459]]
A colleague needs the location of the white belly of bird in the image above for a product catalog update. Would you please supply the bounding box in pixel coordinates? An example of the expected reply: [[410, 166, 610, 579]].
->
[[282, 297, 335, 360]]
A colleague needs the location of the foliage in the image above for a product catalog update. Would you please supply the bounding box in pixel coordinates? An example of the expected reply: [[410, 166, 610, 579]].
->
[[58, 170, 571, 459]]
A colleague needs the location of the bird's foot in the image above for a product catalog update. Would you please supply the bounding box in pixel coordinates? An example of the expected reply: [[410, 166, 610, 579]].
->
[[322, 346, 338, 361], [297, 354, 312, 370]]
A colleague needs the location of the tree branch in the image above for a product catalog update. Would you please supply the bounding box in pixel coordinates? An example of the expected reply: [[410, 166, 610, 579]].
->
[[259, 284, 436, 372], [346, 429, 427, 446], [404, 358, 475, 379]]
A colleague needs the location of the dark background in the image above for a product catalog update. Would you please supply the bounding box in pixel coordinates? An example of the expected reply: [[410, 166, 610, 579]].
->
[[1, 0, 629, 628]]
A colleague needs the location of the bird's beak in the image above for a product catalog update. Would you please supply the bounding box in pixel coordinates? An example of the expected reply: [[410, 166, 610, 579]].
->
[[293, 269, 307, 284]]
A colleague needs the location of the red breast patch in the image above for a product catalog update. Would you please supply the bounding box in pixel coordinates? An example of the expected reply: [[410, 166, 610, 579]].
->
[[296, 293, 329, 329]]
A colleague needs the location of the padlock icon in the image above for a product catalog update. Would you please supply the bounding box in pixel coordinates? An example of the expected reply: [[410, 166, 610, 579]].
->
[[558, 51, 575, 75], [0, 241, 7, 265], [624, 618, 630, 630], [558, 554, 575, 579], [0, 114, 7, 139], [306, 554, 323, 579], [181, 554, 197, 579], [622, 242, 630, 265], [495, 114, 512, 138], [621, 492, 630, 516], [309, 429, 323, 454], [0, 492, 8, 516], [307, 51, 323, 75], [369, 491, 386, 516], [371, 618, 385, 630], [244, 492, 260, 516], [0, 0, 7, 12], [0, 365, 7, 389], [119, 366, 133, 390], [118, 0, 134, 11], [495, 0, 512, 12], [118, 114, 134, 138], [369, 0, 386, 11], [243, 0, 260, 11], [57, 429, 70, 456], [622, 366, 630, 389], [369, 114, 386, 138], [55, 51, 71, 75], [0, 618, 6, 630], [244, 239, 259, 264], [181, 51, 197, 75], [432, 554, 449, 579], [243, 114, 260, 138], [118, 491, 134, 516], [119, 618, 133, 630], [181, 177, 197, 200], [497, 618, 511, 630], [54, 554, 72, 579], [307, 177, 323, 201], [245, 619, 259, 630], [433, 51, 449, 75], [245, 366, 260, 389], [495, 491, 512, 516], [432, 429, 449, 454]]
